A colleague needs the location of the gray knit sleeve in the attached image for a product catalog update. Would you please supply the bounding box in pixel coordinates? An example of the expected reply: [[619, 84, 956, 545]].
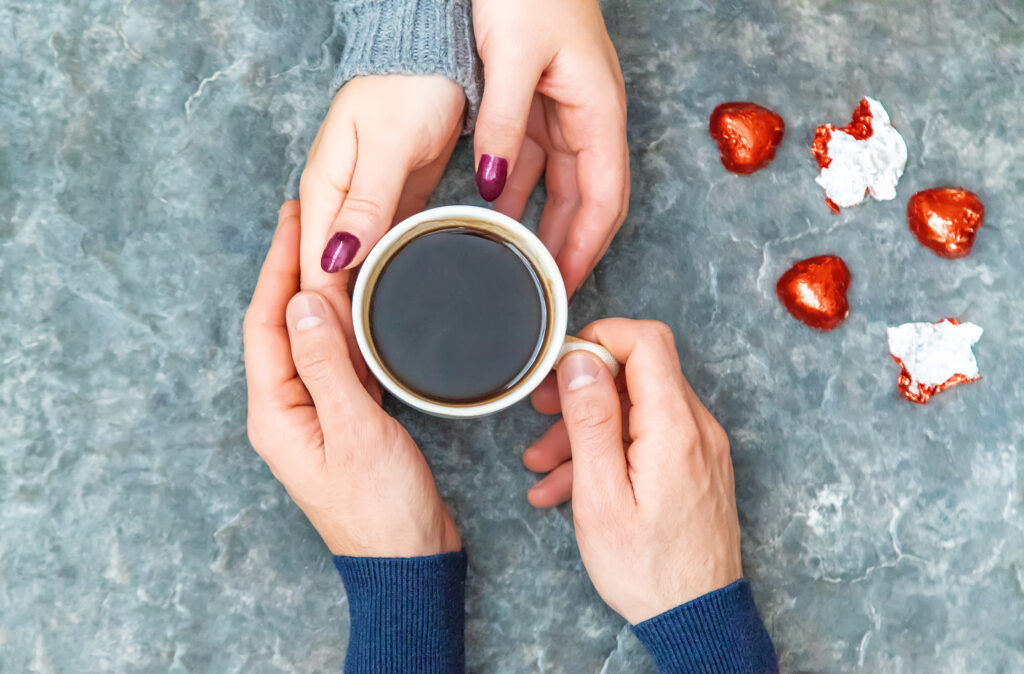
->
[[332, 0, 483, 133]]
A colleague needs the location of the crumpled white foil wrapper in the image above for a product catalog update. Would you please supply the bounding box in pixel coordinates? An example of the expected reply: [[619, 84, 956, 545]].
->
[[816, 97, 908, 209], [887, 319, 983, 398]]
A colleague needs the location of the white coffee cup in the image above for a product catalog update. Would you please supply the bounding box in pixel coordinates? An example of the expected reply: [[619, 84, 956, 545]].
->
[[351, 205, 618, 418]]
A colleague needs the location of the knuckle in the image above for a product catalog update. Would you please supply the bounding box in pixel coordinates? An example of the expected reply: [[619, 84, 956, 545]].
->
[[561, 235, 592, 262], [648, 433, 691, 465], [585, 193, 622, 218], [706, 418, 731, 455], [568, 397, 616, 441], [671, 405, 702, 440], [680, 430, 703, 457], [298, 166, 319, 199], [246, 412, 281, 470], [294, 345, 334, 384], [242, 307, 268, 344], [302, 160, 350, 199], [341, 193, 385, 224], [546, 190, 579, 210], [481, 106, 527, 143], [640, 320, 674, 343]]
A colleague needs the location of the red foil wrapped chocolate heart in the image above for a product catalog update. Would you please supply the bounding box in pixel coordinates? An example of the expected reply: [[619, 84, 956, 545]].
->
[[776, 255, 851, 330], [709, 102, 785, 174], [907, 187, 984, 258]]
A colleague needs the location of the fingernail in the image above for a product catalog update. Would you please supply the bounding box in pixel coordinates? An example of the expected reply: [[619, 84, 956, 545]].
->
[[287, 294, 325, 332], [561, 352, 601, 391], [476, 154, 508, 202], [321, 232, 360, 273]]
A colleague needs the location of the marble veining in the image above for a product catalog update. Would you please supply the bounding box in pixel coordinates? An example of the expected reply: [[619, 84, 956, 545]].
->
[[2, 1, 1022, 672]]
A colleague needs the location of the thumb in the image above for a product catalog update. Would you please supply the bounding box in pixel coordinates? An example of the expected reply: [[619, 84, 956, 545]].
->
[[320, 142, 409, 274], [286, 291, 377, 424], [556, 351, 629, 506], [474, 58, 539, 202]]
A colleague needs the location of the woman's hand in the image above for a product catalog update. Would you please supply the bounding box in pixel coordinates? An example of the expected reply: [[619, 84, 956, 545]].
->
[[300, 75, 465, 291], [524, 319, 742, 624], [472, 0, 630, 295], [244, 202, 460, 557]]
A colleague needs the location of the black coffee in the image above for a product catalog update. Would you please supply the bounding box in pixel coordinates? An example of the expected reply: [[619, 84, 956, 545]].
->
[[369, 226, 547, 403]]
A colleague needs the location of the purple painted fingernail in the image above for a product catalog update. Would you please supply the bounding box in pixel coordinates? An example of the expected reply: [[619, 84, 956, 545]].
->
[[321, 232, 360, 273], [476, 154, 508, 202]]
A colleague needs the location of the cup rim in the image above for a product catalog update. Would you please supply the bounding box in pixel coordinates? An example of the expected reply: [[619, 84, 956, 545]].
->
[[351, 205, 568, 419]]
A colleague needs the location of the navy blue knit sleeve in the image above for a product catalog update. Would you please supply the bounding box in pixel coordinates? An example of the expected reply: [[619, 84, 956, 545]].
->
[[334, 551, 467, 674], [631, 579, 778, 674]]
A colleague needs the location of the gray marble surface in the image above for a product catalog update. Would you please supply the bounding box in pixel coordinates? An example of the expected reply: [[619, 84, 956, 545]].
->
[[2, 1, 1023, 672]]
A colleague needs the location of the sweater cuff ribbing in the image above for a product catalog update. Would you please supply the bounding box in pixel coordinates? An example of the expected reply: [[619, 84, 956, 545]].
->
[[333, 0, 482, 133], [631, 579, 778, 674], [334, 551, 467, 674]]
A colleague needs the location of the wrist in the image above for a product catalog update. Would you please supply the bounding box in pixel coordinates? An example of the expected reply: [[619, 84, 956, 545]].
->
[[333, 0, 482, 131], [602, 560, 743, 625], [324, 528, 462, 558], [314, 504, 461, 558]]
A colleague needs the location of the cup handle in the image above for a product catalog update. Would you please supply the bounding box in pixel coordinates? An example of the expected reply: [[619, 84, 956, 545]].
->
[[555, 335, 620, 379]]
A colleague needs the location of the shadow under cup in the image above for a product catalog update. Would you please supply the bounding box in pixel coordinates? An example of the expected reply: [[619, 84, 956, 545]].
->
[[352, 208, 568, 418]]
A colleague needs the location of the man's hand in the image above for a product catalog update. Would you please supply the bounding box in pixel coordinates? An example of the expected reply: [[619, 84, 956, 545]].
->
[[243, 202, 460, 557], [525, 319, 742, 624]]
